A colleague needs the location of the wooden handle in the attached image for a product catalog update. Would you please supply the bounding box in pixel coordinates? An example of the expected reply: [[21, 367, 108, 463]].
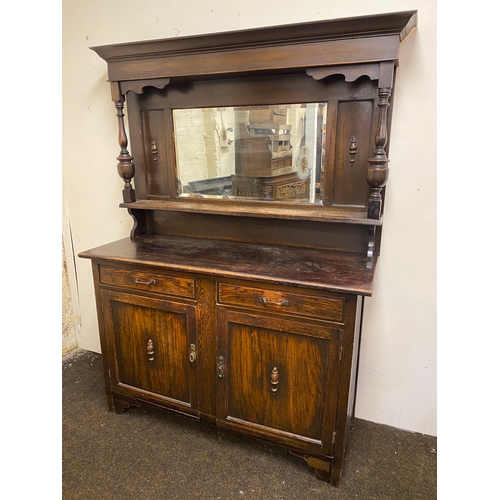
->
[[271, 367, 279, 394], [259, 297, 289, 306], [134, 278, 157, 285], [147, 339, 155, 362]]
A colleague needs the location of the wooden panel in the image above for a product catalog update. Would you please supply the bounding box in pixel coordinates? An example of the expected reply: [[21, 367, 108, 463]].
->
[[195, 278, 218, 422], [217, 309, 342, 455], [141, 109, 171, 197], [218, 283, 344, 323], [102, 290, 198, 412], [136, 72, 377, 111], [105, 36, 400, 81], [147, 211, 368, 253], [100, 265, 196, 299], [332, 100, 374, 207]]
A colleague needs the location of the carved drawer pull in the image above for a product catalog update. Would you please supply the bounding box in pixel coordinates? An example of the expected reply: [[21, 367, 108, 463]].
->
[[147, 339, 155, 362], [349, 137, 357, 168], [271, 367, 279, 394], [134, 278, 157, 285], [259, 297, 289, 307]]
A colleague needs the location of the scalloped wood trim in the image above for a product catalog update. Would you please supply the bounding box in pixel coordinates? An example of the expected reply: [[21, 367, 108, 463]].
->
[[306, 63, 379, 82], [120, 78, 171, 95]]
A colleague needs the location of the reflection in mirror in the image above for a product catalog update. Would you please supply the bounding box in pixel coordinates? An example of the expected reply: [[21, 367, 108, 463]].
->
[[173, 103, 327, 203]]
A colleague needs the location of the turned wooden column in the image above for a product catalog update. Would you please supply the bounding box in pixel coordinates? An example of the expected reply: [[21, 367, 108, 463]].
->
[[367, 86, 391, 219], [110, 82, 135, 203]]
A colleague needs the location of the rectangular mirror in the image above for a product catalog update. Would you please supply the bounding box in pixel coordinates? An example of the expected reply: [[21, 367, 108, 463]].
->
[[173, 103, 327, 204]]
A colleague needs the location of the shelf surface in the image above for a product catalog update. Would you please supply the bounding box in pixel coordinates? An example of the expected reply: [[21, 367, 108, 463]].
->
[[79, 235, 377, 296], [120, 199, 383, 226]]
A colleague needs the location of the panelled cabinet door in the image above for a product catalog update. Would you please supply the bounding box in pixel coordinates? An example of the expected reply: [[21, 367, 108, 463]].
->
[[101, 289, 198, 416], [216, 309, 343, 456]]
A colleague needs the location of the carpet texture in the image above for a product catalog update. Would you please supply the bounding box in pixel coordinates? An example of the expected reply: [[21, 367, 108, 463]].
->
[[63, 348, 436, 499]]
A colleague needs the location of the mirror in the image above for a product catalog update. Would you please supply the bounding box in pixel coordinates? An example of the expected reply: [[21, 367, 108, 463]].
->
[[173, 103, 327, 203]]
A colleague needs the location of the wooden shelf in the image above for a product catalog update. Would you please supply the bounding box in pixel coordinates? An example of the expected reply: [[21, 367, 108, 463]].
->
[[120, 199, 383, 226], [79, 235, 377, 296]]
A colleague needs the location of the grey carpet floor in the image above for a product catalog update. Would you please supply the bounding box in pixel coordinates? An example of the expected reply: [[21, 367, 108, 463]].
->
[[62, 348, 437, 499]]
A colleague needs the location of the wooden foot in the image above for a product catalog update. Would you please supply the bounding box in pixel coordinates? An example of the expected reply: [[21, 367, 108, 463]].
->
[[289, 450, 332, 482], [110, 394, 141, 413]]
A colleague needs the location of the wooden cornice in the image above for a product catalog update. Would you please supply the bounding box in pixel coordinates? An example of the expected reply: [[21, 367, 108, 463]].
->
[[91, 10, 417, 82]]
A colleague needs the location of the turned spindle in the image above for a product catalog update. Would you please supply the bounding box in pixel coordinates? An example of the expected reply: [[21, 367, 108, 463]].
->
[[367, 87, 391, 219], [111, 83, 136, 203]]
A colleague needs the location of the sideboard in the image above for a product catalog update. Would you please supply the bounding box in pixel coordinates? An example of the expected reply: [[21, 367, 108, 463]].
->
[[79, 10, 417, 486]]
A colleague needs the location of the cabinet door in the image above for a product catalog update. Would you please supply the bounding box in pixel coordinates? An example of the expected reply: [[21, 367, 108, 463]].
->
[[101, 289, 198, 415], [216, 309, 342, 456]]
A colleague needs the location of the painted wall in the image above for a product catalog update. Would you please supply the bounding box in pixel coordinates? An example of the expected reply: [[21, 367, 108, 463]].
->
[[62, 0, 437, 436], [62, 238, 78, 356]]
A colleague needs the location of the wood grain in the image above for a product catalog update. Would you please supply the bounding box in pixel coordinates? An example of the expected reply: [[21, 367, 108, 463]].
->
[[82, 10, 417, 487], [80, 235, 377, 296]]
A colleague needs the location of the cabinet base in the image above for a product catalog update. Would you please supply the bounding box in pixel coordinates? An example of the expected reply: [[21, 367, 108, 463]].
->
[[289, 450, 341, 487], [106, 391, 345, 486], [108, 393, 141, 413]]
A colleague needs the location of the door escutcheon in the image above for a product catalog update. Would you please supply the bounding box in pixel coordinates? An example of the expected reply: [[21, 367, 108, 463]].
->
[[189, 344, 196, 363], [217, 356, 225, 377]]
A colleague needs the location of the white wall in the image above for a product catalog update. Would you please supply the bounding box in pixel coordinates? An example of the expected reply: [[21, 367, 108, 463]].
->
[[62, 0, 437, 436]]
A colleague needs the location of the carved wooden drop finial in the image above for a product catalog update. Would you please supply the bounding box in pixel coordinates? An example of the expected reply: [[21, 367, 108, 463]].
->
[[151, 140, 158, 162], [367, 87, 391, 219], [349, 137, 357, 168], [271, 367, 279, 394], [147, 339, 155, 362]]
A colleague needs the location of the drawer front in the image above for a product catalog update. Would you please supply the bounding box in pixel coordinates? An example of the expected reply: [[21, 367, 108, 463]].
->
[[218, 283, 344, 322], [100, 265, 196, 299]]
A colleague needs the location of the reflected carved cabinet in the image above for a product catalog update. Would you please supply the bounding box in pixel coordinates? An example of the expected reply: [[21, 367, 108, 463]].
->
[[80, 11, 416, 487]]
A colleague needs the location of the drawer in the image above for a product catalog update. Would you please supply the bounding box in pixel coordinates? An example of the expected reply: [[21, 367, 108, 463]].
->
[[218, 283, 344, 322], [99, 265, 196, 299]]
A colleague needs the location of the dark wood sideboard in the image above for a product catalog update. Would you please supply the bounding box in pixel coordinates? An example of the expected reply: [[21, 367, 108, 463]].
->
[[79, 10, 417, 487]]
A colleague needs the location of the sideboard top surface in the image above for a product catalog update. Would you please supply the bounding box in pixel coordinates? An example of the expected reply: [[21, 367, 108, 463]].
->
[[79, 235, 377, 296]]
